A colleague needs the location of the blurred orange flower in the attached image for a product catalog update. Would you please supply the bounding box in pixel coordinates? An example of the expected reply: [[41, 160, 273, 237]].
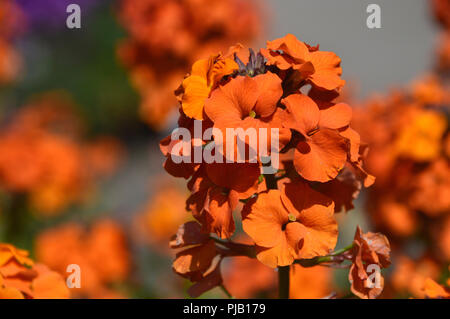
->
[[0, 93, 124, 216], [391, 256, 441, 298], [117, 0, 262, 129], [35, 219, 130, 298], [422, 278, 450, 298], [290, 265, 334, 299], [134, 184, 188, 250], [0, 243, 70, 299], [0, 0, 24, 84]]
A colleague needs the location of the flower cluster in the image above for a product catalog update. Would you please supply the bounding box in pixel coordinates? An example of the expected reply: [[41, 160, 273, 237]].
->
[[352, 76, 450, 298], [0, 92, 123, 215], [0, 0, 24, 84], [35, 219, 130, 298], [431, 0, 450, 72], [161, 34, 390, 298], [117, 0, 262, 129], [353, 77, 450, 246], [0, 243, 70, 299]]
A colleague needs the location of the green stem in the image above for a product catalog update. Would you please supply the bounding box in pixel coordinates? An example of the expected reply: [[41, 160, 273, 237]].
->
[[278, 266, 290, 299], [220, 285, 234, 299], [294, 243, 355, 267], [330, 243, 354, 256]]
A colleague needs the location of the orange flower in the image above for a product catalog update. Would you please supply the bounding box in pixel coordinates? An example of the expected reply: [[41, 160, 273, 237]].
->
[[134, 184, 188, 249], [422, 278, 450, 299], [349, 226, 391, 299], [35, 220, 130, 298], [186, 163, 260, 239], [163, 35, 374, 297], [84, 136, 124, 178], [261, 34, 345, 90], [391, 256, 441, 298], [394, 108, 447, 161], [409, 158, 450, 216], [204, 71, 290, 159], [242, 183, 337, 268], [281, 93, 352, 182], [0, 93, 121, 216], [181, 54, 238, 120], [0, 243, 69, 299], [411, 74, 446, 105], [170, 221, 223, 298]]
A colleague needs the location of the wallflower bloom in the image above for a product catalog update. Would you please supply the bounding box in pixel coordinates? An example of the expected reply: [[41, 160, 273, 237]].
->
[[242, 185, 337, 268], [0, 243, 69, 299], [261, 34, 345, 90], [348, 226, 391, 299], [281, 93, 351, 182], [162, 35, 378, 298], [181, 54, 238, 120]]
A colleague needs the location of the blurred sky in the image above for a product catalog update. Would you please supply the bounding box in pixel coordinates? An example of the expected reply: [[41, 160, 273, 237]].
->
[[266, 0, 438, 98]]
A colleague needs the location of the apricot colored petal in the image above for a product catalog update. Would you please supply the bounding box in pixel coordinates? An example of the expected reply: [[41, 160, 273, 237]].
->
[[339, 127, 361, 163], [190, 58, 211, 78], [255, 237, 295, 268], [294, 129, 348, 182], [423, 278, 450, 298], [260, 48, 295, 70], [253, 72, 283, 117], [319, 103, 352, 129], [242, 190, 288, 248], [170, 221, 210, 248], [209, 58, 238, 85], [204, 187, 236, 239], [173, 240, 217, 279], [181, 75, 209, 120], [349, 264, 384, 299], [361, 231, 391, 267], [205, 76, 259, 123], [206, 162, 259, 198], [266, 34, 309, 61], [0, 286, 24, 299], [31, 270, 70, 299], [281, 93, 320, 135], [316, 168, 361, 213], [281, 181, 337, 259], [308, 51, 345, 90]]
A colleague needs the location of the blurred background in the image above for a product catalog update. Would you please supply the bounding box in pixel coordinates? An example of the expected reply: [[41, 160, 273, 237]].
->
[[0, 0, 448, 298]]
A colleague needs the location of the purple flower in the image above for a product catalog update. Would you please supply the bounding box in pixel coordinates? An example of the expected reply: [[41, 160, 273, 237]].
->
[[17, 0, 103, 30]]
